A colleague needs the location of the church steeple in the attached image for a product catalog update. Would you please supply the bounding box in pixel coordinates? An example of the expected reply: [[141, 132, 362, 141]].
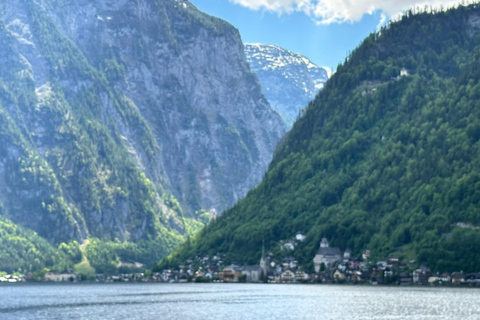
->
[[260, 240, 267, 276], [320, 237, 329, 248], [262, 240, 265, 260]]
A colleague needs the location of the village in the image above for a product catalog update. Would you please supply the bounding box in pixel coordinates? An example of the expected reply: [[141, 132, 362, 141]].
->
[[3, 236, 480, 287], [153, 237, 480, 286]]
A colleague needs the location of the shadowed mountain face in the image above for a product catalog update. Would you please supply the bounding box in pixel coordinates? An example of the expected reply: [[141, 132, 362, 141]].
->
[[0, 0, 284, 269], [245, 44, 328, 129]]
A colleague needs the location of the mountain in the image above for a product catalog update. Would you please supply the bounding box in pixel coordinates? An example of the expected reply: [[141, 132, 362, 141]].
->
[[0, 0, 284, 273], [162, 4, 480, 273], [245, 44, 328, 129]]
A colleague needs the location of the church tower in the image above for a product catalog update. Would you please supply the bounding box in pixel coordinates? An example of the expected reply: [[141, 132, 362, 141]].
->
[[260, 240, 268, 277], [320, 237, 329, 248]]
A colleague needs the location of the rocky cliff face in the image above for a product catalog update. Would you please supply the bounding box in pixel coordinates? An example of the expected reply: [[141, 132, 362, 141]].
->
[[49, 0, 284, 214], [0, 0, 284, 259], [245, 44, 328, 128]]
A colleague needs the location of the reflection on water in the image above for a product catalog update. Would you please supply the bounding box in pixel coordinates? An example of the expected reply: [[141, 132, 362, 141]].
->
[[0, 283, 479, 320]]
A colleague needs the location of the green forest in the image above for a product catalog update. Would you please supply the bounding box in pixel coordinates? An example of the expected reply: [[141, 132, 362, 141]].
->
[[0, 216, 79, 274], [161, 4, 480, 273]]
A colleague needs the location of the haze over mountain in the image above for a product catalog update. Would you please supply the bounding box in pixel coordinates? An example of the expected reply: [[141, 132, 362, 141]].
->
[[245, 44, 329, 128], [0, 0, 284, 273], [164, 3, 480, 273]]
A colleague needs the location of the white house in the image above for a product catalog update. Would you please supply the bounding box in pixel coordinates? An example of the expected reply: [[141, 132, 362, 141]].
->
[[45, 272, 77, 282], [281, 270, 295, 282]]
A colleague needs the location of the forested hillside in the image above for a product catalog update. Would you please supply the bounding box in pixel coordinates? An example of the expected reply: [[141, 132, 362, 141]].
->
[[162, 4, 480, 273], [0, 215, 81, 274]]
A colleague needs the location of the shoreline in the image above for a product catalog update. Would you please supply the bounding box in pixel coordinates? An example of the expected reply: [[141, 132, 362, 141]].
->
[[2, 281, 480, 289]]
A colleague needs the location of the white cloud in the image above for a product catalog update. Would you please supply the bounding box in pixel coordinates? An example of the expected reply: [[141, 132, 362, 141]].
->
[[229, 0, 475, 24], [376, 12, 387, 31]]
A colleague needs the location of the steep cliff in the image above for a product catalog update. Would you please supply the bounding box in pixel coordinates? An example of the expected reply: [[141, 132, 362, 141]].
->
[[47, 0, 284, 215], [0, 0, 284, 271]]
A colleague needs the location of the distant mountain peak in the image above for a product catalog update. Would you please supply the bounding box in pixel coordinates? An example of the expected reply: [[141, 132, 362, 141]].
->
[[245, 43, 329, 128], [246, 43, 320, 72]]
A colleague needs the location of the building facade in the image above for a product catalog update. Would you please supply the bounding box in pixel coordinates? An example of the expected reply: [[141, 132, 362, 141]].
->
[[313, 238, 342, 272]]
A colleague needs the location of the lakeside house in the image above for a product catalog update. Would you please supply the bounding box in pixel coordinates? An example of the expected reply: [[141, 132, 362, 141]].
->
[[242, 265, 261, 282], [219, 265, 242, 282], [0, 275, 24, 283], [44, 272, 77, 282], [281, 270, 295, 282], [334, 270, 346, 282], [295, 270, 310, 282], [413, 264, 431, 285]]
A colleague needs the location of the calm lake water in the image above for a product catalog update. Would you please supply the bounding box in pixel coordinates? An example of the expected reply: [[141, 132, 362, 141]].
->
[[1, 283, 479, 320]]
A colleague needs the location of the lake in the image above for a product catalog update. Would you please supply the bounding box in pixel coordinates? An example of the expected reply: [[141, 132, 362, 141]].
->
[[1, 283, 479, 319]]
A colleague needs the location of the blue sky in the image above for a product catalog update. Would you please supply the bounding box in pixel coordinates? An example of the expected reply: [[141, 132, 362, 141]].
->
[[189, 0, 464, 70], [190, 0, 381, 69]]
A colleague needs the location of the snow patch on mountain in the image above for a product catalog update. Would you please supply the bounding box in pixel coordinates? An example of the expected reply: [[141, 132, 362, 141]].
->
[[245, 43, 329, 128]]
